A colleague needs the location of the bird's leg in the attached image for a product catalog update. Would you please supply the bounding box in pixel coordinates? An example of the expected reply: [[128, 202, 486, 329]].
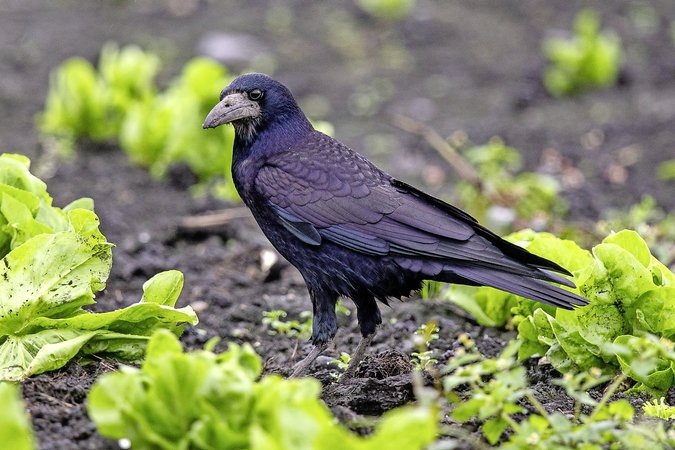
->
[[341, 295, 381, 379], [341, 331, 375, 379], [290, 286, 338, 378], [290, 342, 327, 378]]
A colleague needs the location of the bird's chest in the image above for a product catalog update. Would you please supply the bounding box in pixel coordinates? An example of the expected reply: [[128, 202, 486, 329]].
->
[[231, 158, 288, 243], [232, 157, 260, 201]]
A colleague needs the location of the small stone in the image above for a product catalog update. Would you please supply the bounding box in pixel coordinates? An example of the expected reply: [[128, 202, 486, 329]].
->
[[197, 33, 268, 68]]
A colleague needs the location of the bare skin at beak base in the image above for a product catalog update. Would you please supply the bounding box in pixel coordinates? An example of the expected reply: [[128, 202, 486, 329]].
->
[[202, 92, 260, 129]]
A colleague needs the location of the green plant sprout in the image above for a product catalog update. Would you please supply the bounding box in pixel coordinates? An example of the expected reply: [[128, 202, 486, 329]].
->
[[657, 159, 675, 181], [456, 137, 567, 231], [444, 341, 527, 445], [595, 196, 675, 267], [643, 397, 675, 420], [543, 9, 622, 97], [355, 0, 416, 21], [329, 352, 353, 371], [411, 320, 440, 371], [442, 341, 675, 448], [551, 368, 611, 419], [262, 309, 313, 339], [263, 301, 352, 341]]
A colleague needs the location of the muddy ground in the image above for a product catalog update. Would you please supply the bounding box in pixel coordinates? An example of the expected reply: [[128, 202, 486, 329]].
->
[[2, 1, 675, 448]]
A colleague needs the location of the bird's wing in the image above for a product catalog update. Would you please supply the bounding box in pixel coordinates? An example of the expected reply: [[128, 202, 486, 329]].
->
[[255, 134, 570, 278]]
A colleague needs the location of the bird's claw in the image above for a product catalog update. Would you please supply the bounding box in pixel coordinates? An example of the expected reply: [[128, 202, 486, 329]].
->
[[290, 343, 327, 378]]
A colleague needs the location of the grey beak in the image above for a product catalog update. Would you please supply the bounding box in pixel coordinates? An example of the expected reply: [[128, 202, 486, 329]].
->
[[202, 92, 261, 129]]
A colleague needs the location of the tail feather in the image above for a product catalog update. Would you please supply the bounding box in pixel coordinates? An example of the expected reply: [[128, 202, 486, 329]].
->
[[450, 265, 588, 310], [537, 269, 576, 288]]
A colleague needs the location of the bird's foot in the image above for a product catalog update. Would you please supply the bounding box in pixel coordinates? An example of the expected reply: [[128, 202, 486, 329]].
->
[[340, 333, 375, 380], [290, 343, 327, 378]]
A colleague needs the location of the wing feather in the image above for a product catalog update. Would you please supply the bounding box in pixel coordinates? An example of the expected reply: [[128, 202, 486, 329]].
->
[[254, 133, 571, 281]]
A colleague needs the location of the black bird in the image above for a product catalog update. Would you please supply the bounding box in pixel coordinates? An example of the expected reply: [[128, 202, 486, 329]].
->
[[203, 73, 588, 377]]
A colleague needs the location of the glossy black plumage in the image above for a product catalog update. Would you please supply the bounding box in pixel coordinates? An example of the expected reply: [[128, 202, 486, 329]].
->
[[204, 73, 588, 357]]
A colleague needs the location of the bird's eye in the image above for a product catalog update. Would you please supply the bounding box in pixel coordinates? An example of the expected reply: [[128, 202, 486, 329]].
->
[[248, 89, 263, 101]]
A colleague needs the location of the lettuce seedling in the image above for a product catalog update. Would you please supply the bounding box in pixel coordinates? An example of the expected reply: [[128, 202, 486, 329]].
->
[[38, 43, 159, 153], [0, 154, 196, 380], [643, 397, 675, 420], [0, 382, 35, 450], [262, 309, 313, 339], [455, 138, 567, 231], [89, 329, 438, 450], [120, 57, 237, 199], [543, 9, 622, 97], [38, 58, 110, 147], [99, 42, 160, 115], [443, 341, 675, 448]]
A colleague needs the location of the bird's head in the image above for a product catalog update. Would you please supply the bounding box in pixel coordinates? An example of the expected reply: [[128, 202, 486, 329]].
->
[[203, 73, 310, 144]]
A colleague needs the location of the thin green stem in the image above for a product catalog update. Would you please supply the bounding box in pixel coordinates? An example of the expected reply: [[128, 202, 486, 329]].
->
[[590, 373, 626, 420], [440, 424, 490, 450], [502, 412, 522, 434], [526, 391, 550, 420], [574, 400, 582, 421]]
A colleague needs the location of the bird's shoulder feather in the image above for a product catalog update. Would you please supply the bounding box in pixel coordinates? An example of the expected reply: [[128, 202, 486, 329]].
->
[[254, 132, 482, 255], [256, 132, 399, 220]]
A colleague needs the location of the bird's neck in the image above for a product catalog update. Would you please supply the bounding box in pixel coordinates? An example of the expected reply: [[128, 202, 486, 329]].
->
[[233, 113, 313, 161], [231, 113, 313, 199]]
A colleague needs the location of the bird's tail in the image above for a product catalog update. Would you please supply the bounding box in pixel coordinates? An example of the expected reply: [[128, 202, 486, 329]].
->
[[444, 265, 588, 309]]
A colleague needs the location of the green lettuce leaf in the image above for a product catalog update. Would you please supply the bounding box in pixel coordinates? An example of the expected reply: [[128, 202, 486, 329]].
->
[[0, 227, 112, 336], [0, 382, 35, 450], [516, 230, 675, 390], [0, 329, 101, 380], [89, 330, 436, 450], [0, 154, 196, 380], [612, 334, 675, 396], [445, 285, 518, 327], [0, 270, 197, 381]]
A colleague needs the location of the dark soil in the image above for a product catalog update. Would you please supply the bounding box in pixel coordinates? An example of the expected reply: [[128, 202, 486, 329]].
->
[[2, 1, 675, 448]]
